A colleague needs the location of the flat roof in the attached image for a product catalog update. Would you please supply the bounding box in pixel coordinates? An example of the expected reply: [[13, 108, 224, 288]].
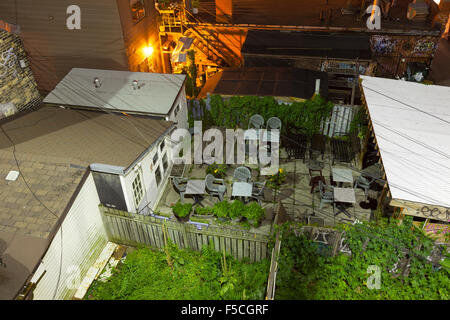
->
[[242, 31, 372, 60], [200, 67, 328, 99], [360, 75, 450, 209], [197, 0, 440, 33], [0, 106, 173, 298], [43, 68, 186, 116]]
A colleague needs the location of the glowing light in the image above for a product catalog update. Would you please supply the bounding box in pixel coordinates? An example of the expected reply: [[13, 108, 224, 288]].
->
[[143, 46, 154, 58]]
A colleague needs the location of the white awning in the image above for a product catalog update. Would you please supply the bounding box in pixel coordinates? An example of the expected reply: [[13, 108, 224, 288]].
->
[[360, 75, 450, 209]]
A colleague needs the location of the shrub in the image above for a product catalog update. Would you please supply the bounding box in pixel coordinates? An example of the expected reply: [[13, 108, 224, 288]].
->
[[212, 201, 230, 219], [243, 202, 265, 226], [172, 202, 192, 218], [195, 206, 214, 216]]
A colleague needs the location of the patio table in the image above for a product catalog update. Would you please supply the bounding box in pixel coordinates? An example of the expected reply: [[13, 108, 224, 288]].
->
[[333, 187, 356, 218], [232, 182, 253, 203], [185, 180, 206, 207], [332, 167, 354, 186]]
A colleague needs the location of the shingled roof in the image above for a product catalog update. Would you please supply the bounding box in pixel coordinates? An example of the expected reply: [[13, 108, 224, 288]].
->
[[0, 106, 174, 299]]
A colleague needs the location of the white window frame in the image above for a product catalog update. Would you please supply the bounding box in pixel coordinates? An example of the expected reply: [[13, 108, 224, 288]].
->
[[132, 171, 144, 207]]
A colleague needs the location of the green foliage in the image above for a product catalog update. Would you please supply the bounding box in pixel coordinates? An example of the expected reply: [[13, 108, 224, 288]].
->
[[275, 217, 450, 300], [195, 206, 214, 216], [266, 168, 287, 189], [204, 94, 333, 135], [87, 241, 270, 300], [212, 201, 231, 219], [349, 106, 368, 140], [206, 162, 227, 179], [229, 200, 246, 219], [242, 202, 265, 227], [172, 201, 192, 218], [184, 50, 198, 98]]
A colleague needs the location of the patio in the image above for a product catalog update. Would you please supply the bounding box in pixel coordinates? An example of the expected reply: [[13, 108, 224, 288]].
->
[[156, 140, 378, 230]]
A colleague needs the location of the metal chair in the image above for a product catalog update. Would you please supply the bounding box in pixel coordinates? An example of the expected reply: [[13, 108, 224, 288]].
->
[[354, 175, 374, 199], [205, 174, 227, 201], [172, 177, 187, 203], [233, 166, 251, 183], [251, 181, 266, 206], [248, 114, 264, 129], [319, 180, 334, 209]]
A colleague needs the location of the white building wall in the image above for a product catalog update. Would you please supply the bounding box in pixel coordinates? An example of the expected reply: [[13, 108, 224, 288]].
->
[[168, 85, 188, 129], [31, 173, 108, 300], [123, 134, 174, 214]]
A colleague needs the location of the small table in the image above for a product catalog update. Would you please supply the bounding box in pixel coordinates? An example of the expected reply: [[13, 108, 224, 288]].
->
[[333, 187, 356, 218], [232, 182, 253, 203], [185, 180, 206, 206], [332, 167, 354, 187]]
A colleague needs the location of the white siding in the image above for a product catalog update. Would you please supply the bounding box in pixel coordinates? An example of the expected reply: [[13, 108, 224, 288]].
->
[[31, 173, 108, 300], [168, 85, 188, 129], [123, 134, 174, 214]]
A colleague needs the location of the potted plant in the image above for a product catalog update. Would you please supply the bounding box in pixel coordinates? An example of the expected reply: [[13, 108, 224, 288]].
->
[[192, 0, 200, 14], [213, 201, 231, 222], [229, 200, 245, 222], [172, 201, 193, 223], [206, 162, 227, 179], [266, 168, 287, 189], [193, 206, 215, 219], [243, 202, 265, 227]]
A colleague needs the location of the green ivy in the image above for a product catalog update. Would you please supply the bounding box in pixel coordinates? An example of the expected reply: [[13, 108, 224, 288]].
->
[[275, 217, 450, 300], [203, 94, 333, 135]]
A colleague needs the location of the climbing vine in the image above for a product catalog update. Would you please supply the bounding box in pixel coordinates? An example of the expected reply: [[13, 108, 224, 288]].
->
[[194, 94, 333, 135], [275, 217, 450, 300]]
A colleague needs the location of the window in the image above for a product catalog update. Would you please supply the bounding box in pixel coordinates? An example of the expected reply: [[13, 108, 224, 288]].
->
[[153, 151, 159, 166], [130, 0, 146, 23], [160, 139, 165, 152], [162, 153, 168, 173], [132, 172, 144, 207], [155, 166, 162, 186]]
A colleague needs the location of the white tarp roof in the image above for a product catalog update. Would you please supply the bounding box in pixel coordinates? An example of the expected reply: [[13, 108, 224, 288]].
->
[[360, 76, 450, 209], [44, 68, 186, 115]]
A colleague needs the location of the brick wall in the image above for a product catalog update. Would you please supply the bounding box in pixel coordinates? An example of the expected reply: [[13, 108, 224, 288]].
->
[[0, 24, 41, 120]]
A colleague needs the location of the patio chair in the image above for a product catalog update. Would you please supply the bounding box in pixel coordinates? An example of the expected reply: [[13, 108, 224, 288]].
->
[[319, 180, 334, 209], [251, 181, 266, 206], [205, 174, 227, 201], [354, 175, 375, 199], [267, 117, 282, 131], [248, 114, 264, 129], [172, 177, 187, 203], [233, 166, 251, 183]]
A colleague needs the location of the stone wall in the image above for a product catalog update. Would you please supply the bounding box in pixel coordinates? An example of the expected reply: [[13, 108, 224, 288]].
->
[[0, 24, 41, 120]]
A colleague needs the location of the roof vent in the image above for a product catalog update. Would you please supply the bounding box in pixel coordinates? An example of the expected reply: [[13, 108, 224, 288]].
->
[[5, 170, 19, 182], [93, 77, 102, 88], [131, 80, 141, 90]]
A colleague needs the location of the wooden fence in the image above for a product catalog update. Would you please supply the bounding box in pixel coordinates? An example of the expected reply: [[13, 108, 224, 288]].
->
[[99, 205, 271, 262]]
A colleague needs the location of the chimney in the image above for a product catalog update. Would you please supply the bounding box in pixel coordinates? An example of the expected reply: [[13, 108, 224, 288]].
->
[[216, 0, 233, 23], [93, 77, 102, 88]]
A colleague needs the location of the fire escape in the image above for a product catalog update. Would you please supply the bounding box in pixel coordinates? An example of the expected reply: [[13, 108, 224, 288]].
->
[[157, 4, 242, 72]]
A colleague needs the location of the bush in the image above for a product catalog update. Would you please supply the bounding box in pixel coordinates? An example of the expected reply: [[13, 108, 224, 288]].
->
[[243, 202, 265, 226], [87, 241, 270, 300], [172, 202, 192, 218]]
